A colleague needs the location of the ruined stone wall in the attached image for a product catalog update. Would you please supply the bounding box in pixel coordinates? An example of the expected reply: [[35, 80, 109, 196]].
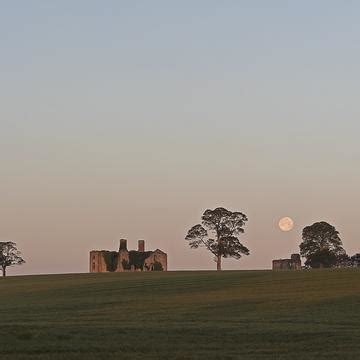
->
[[90, 240, 167, 273], [272, 259, 292, 270], [144, 250, 167, 271], [116, 249, 130, 272], [272, 254, 301, 270], [89, 251, 108, 273]]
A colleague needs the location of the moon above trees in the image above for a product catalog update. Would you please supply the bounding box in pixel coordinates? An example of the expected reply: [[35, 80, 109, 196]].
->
[[279, 217, 294, 232]]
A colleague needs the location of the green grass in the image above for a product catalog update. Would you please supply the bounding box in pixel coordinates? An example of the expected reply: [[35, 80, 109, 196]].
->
[[0, 269, 359, 359]]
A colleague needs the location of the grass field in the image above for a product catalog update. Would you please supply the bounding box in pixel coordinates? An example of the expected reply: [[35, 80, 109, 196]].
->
[[0, 269, 359, 359]]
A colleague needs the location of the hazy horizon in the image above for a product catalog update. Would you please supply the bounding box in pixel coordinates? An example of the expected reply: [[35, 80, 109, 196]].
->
[[1, 1, 360, 275]]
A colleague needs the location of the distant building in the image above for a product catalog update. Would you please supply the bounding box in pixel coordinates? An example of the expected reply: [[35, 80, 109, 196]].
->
[[90, 239, 167, 273], [350, 253, 360, 267], [272, 254, 301, 270]]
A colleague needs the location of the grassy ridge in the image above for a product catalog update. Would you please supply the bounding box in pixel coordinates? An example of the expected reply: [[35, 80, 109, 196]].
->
[[0, 269, 359, 359]]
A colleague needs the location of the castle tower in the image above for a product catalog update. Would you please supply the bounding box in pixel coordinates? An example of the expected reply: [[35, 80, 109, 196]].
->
[[117, 239, 129, 272], [119, 239, 127, 251], [138, 240, 145, 252], [291, 254, 301, 270]]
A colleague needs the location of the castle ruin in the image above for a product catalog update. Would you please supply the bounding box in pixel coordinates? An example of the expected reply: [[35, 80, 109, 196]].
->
[[272, 254, 301, 270], [90, 239, 167, 272]]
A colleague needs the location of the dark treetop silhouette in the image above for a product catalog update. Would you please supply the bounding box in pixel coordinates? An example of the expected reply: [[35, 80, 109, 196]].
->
[[185, 207, 249, 271], [0, 242, 25, 277], [300, 221, 347, 268]]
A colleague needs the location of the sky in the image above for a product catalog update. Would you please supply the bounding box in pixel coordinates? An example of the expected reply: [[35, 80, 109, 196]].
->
[[1, 1, 360, 275]]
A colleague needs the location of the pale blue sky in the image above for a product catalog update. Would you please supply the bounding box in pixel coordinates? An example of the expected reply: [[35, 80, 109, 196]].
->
[[1, 1, 360, 274]]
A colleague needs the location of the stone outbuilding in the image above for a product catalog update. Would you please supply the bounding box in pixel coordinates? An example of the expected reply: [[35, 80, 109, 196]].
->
[[90, 239, 167, 273], [272, 254, 301, 270]]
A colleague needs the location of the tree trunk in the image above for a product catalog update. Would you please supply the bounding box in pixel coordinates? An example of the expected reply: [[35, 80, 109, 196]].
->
[[216, 231, 222, 271], [216, 255, 222, 271], [2, 266, 6, 277]]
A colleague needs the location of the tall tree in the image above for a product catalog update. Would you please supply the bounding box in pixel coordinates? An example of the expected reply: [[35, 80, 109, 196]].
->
[[299, 222, 346, 268], [0, 242, 25, 277], [185, 207, 249, 271]]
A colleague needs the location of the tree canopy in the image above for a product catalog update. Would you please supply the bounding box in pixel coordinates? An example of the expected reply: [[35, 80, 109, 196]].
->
[[185, 207, 249, 270], [299, 222, 346, 268], [0, 242, 25, 277]]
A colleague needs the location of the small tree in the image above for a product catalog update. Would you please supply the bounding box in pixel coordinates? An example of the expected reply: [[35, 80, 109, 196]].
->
[[300, 222, 346, 268], [0, 242, 25, 277], [185, 207, 249, 271]]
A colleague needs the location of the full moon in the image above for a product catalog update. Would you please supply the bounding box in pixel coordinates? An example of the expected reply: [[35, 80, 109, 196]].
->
[[279, 217, 294, 232]]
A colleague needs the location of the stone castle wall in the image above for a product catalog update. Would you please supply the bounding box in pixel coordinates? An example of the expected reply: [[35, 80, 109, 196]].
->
[[90, 239, 167, 273], [144, 250, 167, 271], [272, 254, 301, 270], [90, 251, 108, 272]]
